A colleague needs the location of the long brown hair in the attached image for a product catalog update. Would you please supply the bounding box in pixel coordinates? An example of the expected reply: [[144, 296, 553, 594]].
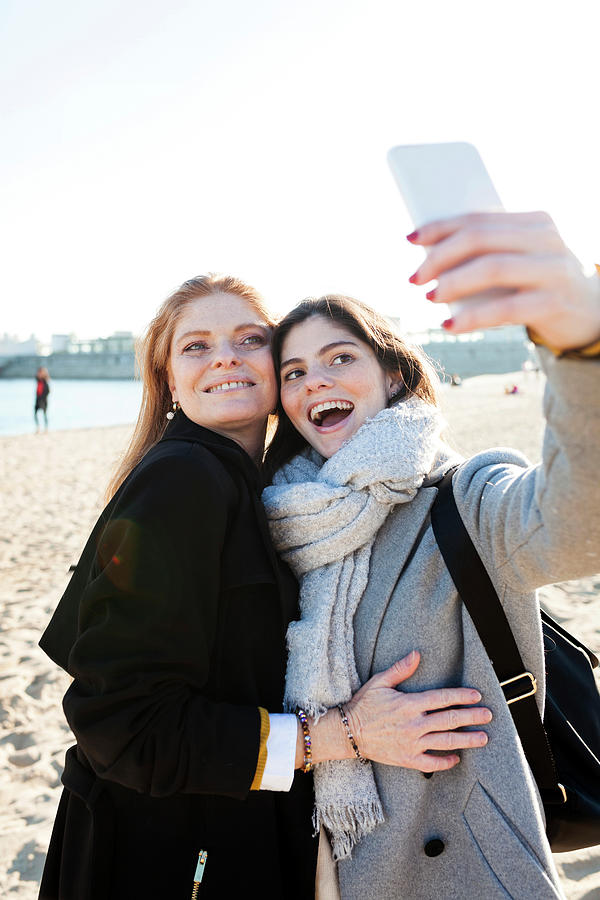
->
[[263, 294, 440, 481], [106, 274, 275, 500]]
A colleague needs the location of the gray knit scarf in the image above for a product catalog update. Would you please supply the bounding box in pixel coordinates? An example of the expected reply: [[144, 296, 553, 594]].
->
[[262, 397, 458, 860]]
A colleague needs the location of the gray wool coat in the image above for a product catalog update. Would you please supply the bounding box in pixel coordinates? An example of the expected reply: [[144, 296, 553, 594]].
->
[[336, 350, 600, 900]]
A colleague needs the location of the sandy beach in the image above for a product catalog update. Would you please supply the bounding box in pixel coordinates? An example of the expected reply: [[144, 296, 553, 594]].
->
[[1, 370, 598, 898]]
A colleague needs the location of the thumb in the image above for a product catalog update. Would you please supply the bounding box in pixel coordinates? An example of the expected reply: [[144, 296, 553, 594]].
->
[[377, 650, 421, 688]]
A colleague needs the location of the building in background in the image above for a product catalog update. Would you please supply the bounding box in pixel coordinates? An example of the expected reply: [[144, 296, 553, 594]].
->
[[0, 332, 137, 379], [63, 332, 136, 355], [51, 334, 73, 353], [0, 334, 44, 357], [391, 323, 535, 379]]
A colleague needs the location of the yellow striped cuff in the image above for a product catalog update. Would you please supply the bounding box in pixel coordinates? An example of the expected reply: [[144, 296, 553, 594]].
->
[[249, 706, 271, 791]]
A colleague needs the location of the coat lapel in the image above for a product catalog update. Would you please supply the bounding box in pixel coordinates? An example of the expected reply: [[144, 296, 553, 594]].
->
[[353, 486, 438, 684], [249, 488, 301, 627]]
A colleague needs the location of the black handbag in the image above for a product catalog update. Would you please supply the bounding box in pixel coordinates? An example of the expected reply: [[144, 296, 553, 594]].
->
[[431, 469, 600, 852]]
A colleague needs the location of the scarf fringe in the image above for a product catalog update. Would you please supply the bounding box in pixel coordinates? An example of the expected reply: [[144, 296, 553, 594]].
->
[[314, 800, 385, 861], [284, 699, 329, 723]]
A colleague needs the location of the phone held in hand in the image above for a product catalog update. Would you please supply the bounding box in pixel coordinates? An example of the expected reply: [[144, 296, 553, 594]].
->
[[387, 142, 506, 315], [387, 142, 503, 228]]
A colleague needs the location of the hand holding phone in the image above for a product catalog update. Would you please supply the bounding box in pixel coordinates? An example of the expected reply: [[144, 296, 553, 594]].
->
[[387, 142, 505, 316], [387, 142, 600, 349]]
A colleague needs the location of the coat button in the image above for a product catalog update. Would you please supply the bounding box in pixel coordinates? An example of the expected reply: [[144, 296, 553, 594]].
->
[[424, 838, 445, 857]]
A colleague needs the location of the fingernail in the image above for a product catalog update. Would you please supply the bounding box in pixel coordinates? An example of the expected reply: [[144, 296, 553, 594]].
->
[[406, 230, 420, 242], [470, 690, 481, 702], [408, 650, 417, 663], [442, 318, 455, 330], [426, 289, 437, 301], [408, 271, 420, 284], [479, 733, 488, 745]]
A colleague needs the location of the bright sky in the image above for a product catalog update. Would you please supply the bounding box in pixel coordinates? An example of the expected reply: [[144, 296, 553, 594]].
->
[[2, 0, 599, 342]]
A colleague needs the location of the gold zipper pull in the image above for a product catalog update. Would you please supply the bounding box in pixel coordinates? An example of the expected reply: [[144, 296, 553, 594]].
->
[[190, 850, 208, 899]]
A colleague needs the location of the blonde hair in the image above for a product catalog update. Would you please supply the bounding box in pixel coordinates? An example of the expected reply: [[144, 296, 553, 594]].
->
[[106, 274, 275, 500]]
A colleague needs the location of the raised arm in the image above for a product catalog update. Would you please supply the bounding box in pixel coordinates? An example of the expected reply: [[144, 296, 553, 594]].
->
[[408, 210, 600, 352], [408, 210, 600, 591], [453, 350, 600, 591]]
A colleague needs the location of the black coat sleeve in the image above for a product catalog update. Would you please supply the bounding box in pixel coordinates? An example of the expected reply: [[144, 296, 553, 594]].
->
[[62, 444, 263, 800]]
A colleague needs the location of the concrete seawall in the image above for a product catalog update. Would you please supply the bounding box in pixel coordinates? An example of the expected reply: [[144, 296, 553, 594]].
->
[[0, 353, 138, 380], [0, 340, 531, 381], [421, 340, 531, 379]]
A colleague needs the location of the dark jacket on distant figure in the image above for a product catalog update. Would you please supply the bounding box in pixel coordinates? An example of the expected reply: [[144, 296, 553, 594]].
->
[[35, 377, 49, 410], [38, 412, 317, 899]]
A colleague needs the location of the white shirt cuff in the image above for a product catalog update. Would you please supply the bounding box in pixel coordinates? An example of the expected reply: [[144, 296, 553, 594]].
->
[[259, 713, 297, 791]]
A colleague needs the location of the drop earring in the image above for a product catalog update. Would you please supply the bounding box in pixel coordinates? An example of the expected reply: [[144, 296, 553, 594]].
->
[[166, 400, 180, 420]]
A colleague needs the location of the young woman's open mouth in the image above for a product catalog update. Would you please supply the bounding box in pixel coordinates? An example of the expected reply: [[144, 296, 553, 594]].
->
[[308, 399, 355, 431]]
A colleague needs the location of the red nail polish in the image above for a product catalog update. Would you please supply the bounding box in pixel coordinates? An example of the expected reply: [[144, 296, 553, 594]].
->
[[442, 318, 455, 330], [406, 230, 419, 243], [408, 272, 420, 284], [426, 289, 437, 301]]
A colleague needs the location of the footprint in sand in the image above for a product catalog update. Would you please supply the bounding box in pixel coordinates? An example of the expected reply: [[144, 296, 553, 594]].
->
[[3, 733, 41, 768], [42, 757, 65, 788], [1, 732, 36, 751], [25, 673, 48, 700], [7, 840, 46, 882], [8, 749, 41, 767]]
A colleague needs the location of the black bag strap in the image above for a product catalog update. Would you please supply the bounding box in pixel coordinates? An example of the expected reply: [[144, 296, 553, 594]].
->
[[541, 608, 599, 669], [430, 468, 565, 804]]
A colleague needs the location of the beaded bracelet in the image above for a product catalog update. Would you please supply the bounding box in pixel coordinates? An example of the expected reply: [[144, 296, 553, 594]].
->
[[337, 704, 368, 764], [296, 708, 313, 773]]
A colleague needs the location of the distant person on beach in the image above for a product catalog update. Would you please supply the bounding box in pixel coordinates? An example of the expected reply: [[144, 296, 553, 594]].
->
[[37, 275, 488, 899], [260, 210, 600, 898], [34, 366, 50, 432]]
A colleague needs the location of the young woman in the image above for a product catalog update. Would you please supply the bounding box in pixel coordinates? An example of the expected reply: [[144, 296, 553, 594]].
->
[[38, 274, 490, 899], [262, 212, 600, 899]]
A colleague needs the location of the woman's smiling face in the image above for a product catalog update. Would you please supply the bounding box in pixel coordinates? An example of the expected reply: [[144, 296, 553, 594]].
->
[[169, 292, 277, 459], [279, 315, 398, 458]]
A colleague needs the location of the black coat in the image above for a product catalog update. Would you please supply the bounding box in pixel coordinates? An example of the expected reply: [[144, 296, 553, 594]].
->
[[38, 413, 317, 899]]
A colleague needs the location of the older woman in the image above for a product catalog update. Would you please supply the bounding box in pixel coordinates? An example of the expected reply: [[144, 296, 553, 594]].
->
[[262, 212, 600, 899], [38, 274, 490, 899]]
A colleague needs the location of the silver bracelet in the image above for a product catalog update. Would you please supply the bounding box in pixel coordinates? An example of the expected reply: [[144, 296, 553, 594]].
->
[[337, 704, 368, 764]]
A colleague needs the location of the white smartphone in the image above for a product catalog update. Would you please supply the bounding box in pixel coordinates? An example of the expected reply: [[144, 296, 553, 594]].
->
[[387, 141, 503, 228], [387, 142, 505, 315]]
